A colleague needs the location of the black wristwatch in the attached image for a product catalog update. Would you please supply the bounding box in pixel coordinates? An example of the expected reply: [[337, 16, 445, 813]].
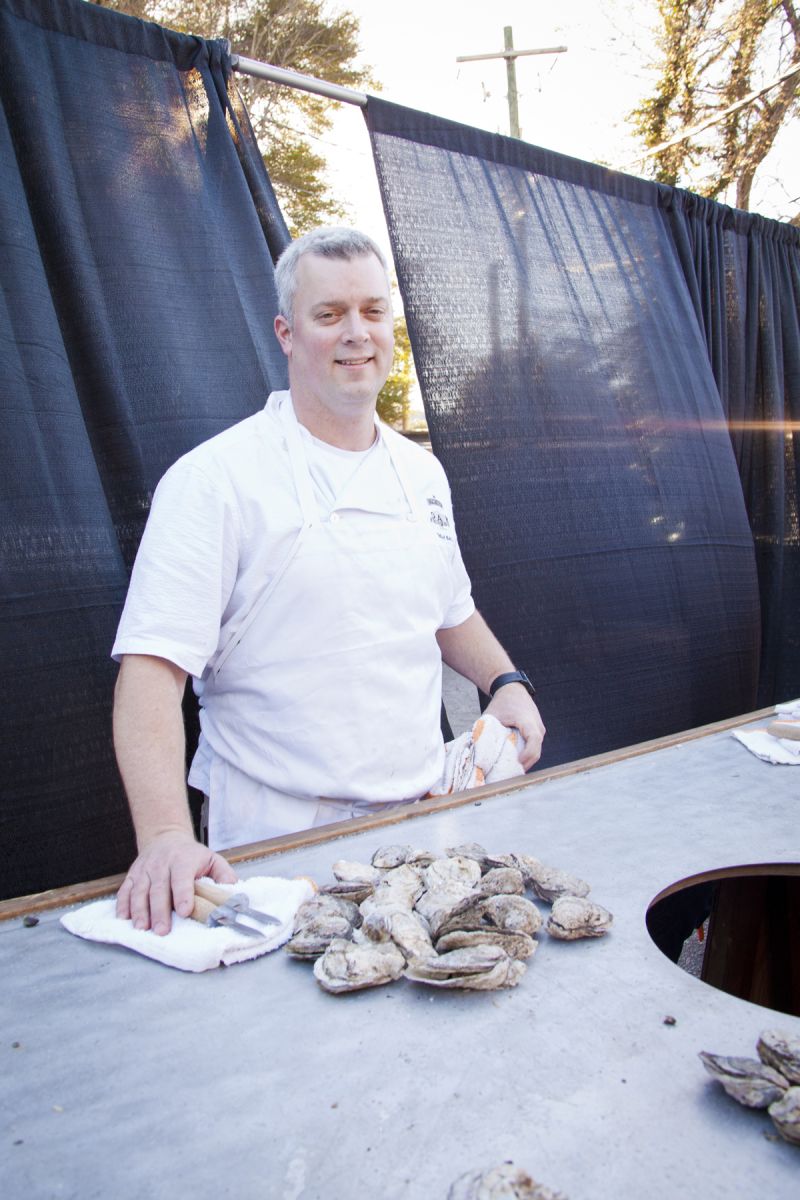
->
[[488, 670, 536, 698]]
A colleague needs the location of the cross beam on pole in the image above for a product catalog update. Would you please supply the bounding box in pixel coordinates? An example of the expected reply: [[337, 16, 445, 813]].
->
[[456, 25, 567, 139]]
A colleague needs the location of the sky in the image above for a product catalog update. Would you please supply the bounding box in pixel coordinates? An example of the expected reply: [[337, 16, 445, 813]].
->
[[310, 0, 799, 261]]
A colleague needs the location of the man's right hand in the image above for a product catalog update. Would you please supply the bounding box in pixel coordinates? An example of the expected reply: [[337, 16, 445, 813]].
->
[[115, 830, 238, 936]]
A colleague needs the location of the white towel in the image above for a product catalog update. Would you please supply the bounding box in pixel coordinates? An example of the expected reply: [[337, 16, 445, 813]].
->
[[430, 714, 526, 796], [60, 875, 315, 972], [732, 698, 800, 766]]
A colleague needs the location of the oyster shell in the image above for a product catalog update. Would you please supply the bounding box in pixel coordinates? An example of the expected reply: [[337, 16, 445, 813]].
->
[[371, 845, 415, 869], [404, 848, 438, 867], [331, 859, 382, 884], [320, 880, 375, 905], [527, 865, 590, 903], [424, 856, 483, 890], [699, 1052, 788, 1108], [446, 843, 492, 870], [546, 896, 612, 940], [361, 864, 424, 912], [363, 909, 434, 960], [478, 867, 525, 896], [757, 1029, 800, 1086], [437, 894, 543, 938], [768, 1085, 800, 1145], [284, 894, 362, 957], [511, 854, 545, 884], [415, 878, 480, 938], [313, 937, 406, 993], [404, 945, 525, 990], [435, 928, 538, 961], [482, 853, 520, 871], [448, 1163, 567, 1200]]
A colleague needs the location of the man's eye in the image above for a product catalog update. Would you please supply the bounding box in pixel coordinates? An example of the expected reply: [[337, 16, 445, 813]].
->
[[366, 307, 387, 317]]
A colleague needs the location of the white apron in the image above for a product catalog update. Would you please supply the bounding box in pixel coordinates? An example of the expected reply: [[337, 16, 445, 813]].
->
[[197, 397, 454, 844]]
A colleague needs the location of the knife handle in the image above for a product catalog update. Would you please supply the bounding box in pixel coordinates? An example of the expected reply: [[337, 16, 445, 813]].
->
[[767, 719, 800, 741], [194, 880, 234, 906], [190, 894, 217, 925], [190, 879, 234, 925]]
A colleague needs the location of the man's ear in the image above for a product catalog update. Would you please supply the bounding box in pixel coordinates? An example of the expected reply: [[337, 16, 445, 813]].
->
[[274, 314, 292, 357]]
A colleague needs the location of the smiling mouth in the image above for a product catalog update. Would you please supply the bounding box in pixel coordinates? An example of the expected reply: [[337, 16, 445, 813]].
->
[[336, 356, 373, 366]]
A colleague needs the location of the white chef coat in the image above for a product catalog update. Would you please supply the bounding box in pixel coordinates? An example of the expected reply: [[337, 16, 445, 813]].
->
[[113, 392, 475, 841]]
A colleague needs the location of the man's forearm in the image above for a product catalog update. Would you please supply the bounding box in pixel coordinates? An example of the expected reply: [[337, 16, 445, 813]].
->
[[437, 610, 545, 769], [112, 654, 193, 849], [436, 610, 515, 694]]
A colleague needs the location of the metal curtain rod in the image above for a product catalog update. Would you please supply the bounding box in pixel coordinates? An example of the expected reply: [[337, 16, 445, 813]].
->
[[230, 54, 368, 107]]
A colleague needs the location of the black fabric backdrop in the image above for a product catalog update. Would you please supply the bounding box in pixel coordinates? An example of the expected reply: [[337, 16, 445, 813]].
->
[[0, 0, 288, 900], [364, 97, 799, 769]]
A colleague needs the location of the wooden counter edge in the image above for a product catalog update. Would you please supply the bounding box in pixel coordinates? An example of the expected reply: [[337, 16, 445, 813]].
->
[[0, 705, 776, 921]]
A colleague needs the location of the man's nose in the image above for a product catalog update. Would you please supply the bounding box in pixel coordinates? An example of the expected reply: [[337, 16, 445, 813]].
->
[[341, 311, 369, 341]]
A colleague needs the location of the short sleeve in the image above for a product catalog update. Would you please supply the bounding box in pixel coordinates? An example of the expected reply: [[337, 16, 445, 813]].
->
[[111, 461, 240, 677]]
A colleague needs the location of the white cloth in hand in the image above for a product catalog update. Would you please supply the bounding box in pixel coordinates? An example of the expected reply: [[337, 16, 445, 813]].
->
[[429, 713, 526, 796]]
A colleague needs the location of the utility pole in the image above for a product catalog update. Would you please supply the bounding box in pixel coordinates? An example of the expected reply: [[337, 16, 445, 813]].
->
[[456, 26, 567, 140]]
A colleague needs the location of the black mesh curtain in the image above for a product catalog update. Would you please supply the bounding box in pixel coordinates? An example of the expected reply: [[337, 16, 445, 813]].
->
[[1, 0, 289, 900], [365, 97, 770, 769], [664, 193, 800, 706]]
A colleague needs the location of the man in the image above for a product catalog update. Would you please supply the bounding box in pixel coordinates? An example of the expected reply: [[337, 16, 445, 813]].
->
[[113, 228, 545, 934]]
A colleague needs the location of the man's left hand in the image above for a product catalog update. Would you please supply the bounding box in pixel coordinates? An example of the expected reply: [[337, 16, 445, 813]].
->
[[484, 683, 545, 770]]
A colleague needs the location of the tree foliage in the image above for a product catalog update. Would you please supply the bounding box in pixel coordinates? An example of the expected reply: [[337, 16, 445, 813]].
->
[[377, 316, 415, 429], [91, 0, 372, 233], [632, 0, 800, 213]]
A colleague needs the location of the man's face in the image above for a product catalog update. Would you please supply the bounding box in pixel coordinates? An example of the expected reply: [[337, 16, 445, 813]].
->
[[274, 252, 394, 419]]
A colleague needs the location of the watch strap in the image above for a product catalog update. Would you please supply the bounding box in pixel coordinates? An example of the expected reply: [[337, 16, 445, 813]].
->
[[488, 670, 536, 698]]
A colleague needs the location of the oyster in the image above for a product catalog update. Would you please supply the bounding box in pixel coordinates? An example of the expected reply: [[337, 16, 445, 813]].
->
[[363, 909, 434, 960], [362, 864, 424, 912], [527, 865, 590, 903], [437, 894, 543, 938], [511, 854, 545, 884], [448, 1163, 567, 1200], [446, 843, 492, 870], [768, 1086, 800, 1145], [313, 937, 406, 993], [371, 845, 415, 869], [424, 856, 483, 890], [757, 1029, 800, 1086], [331, 859, 382, 884], [415, 878, 480, 938], [404, 848, 438, 867], [404, 945, 525, 990], [435, 928, 538, 961], [285, 895, 362, 958], [482, 853, 520, 871], [546, 896, 612, 940], [320, 880, 375, 905], [381, 862, 426, 892], [699, 1053, 788, 1108], [478, 867, 525, 896]]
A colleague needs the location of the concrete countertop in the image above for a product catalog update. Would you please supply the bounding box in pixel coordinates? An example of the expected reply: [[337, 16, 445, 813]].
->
[[2, 716, 798, 1199]]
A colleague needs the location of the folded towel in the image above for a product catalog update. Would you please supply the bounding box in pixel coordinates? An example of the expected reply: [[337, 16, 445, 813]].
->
[[732, 699, 800, 766], [61, 875, 315, 972], [430, 714, 526, 796]]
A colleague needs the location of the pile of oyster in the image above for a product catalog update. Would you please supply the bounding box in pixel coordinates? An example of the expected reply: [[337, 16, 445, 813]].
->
[[700, 1028, 800, 1146], [285, 842, 613, 994]]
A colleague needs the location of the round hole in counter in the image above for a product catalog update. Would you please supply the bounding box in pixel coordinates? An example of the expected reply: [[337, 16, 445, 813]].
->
[[646, 864, 800, 1018]]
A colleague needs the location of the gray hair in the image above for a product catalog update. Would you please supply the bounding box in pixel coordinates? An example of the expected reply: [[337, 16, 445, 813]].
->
[[275, 227, 390, 326]]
